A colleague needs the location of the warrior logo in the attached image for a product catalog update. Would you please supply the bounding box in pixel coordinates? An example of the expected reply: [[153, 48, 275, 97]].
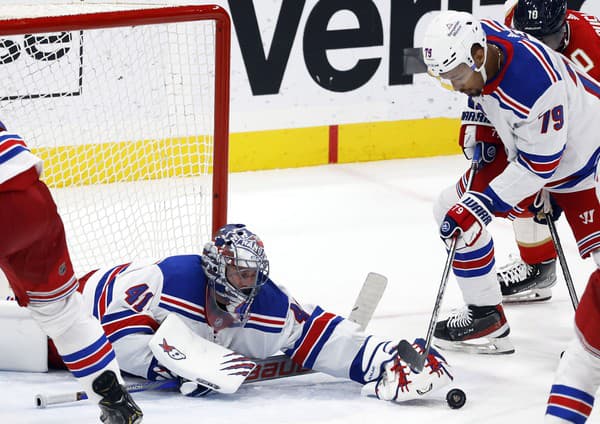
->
[[580, 209, 595, 225], [158, 338, 186, 360]]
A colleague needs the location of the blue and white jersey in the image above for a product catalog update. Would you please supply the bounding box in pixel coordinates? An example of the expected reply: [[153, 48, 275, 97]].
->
[[79, 255, 376, 384], [0, 125, 42, 184], [471, 20, 600, 213]]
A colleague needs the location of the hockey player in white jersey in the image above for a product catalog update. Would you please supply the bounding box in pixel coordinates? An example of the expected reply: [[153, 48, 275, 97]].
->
[[421, 11, 600, 363], [49, 223, 454, 403]]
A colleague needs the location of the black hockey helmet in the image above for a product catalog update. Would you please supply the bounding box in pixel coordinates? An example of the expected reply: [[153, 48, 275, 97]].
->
[[514, 0, 567, 50]]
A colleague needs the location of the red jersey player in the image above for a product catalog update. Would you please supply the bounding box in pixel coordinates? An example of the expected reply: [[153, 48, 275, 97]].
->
[[0, 122, 142, 423]]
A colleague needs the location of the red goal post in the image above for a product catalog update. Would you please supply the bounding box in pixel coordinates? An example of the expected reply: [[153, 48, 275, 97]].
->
[[0, 5, 230, 274]]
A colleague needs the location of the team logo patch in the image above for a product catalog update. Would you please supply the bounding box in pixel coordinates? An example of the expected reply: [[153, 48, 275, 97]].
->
[[58, 262, 67, 276], [159, 338, 186, 360]]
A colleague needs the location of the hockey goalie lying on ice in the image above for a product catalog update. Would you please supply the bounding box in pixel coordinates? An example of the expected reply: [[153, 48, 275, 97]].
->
[[0, 223, 452, 403]]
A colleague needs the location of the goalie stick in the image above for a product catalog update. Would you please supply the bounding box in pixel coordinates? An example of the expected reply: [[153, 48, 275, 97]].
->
[[35, 272, 387, 408]]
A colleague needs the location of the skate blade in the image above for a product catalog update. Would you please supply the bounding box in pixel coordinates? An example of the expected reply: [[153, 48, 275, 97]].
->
[[433, 336, 515, 355], [503, 288, 552, 304]]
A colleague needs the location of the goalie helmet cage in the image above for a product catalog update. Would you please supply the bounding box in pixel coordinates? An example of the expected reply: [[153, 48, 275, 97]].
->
[[0, 4, 230, 275]]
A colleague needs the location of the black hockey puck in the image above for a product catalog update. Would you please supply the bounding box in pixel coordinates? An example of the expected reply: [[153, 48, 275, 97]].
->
[[446, 388, 466, 409]]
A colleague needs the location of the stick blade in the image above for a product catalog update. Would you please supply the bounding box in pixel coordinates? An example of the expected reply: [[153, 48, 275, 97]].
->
[[348, 272, 387, 331], [397, 339, 426, 372]]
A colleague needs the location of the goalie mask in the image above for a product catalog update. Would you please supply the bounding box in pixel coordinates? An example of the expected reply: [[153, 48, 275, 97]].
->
[[422, 11, 488, 88], [202, 224, 270, 326]]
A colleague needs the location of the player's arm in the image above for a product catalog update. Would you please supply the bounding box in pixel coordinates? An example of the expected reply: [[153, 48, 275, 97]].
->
[[484, 84, 568, 213], [281, 300, 453, 403]]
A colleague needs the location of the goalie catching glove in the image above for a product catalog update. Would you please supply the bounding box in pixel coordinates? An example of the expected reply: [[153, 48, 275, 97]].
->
[[361, 338, 453, 403]]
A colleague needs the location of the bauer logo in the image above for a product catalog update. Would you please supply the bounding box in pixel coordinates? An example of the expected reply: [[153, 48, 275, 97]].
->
[[0, 32, 82, 101]]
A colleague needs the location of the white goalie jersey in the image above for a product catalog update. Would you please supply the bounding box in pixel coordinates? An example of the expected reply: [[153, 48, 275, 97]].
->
[[77, 254, 383, 384]]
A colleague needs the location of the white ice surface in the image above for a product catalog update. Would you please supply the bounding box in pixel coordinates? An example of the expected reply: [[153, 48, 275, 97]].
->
[[1, 155, 597, 423]]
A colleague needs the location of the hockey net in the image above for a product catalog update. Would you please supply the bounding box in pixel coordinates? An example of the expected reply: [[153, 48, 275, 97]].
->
[[0, 4, 230, 276]]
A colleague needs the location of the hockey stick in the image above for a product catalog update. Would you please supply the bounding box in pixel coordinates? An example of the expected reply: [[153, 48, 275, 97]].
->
[[35, 272, 387, 408], [545, 212, 579, 310], [397, 146, 482, 372]]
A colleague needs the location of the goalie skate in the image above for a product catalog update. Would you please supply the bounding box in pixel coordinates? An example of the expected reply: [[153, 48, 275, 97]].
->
[[433, 305, 515, 355], [497, 256, 557, 303]]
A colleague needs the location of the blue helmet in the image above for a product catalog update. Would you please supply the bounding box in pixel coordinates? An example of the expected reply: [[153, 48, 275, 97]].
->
[[514, 0, 567, 49]]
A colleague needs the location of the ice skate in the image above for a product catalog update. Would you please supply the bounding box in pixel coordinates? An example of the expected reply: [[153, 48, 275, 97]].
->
[[497, 255, 557, 303], [92, 370, 143, 424], [433, 304, 515, 354]]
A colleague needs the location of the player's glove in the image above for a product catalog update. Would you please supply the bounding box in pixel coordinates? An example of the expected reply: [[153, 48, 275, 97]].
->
[[459, 108, 501, 164], [178, 378, 213, 397], [361, 338, 453, 403], [528, 190, 562, 225], [440, 191, 493, 249], [151, 360, 212, 397]]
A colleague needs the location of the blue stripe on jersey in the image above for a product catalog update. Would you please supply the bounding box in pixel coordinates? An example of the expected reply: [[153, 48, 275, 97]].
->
[[250, 281, 290, 319], [244, 322, 283, 333], [546, 384, 594, 423], [452, 239, 495, 278], [488, 92, 528, 119], [70, 350, 116, 378], [92, 264, 128, 319], [62, 334, 116, 378], [284, 306, 344, 368], [551, 384, 595, 405], [0, 133, 24, 142], [546, 405, 587, 424], [349, 338, 395, 384], [550, 147, 600, 190], [0, 145, 28, 164], [517, 148, 564, 179], [61, 334, 108, 363], [92, 268, 113, 319], [108, 326, 155, 343], [303, 315, 343, 369], [481, 21, 560, 114], [101, 309, 136, 324], [158, 255, 207, 307], [578, 71, 600, 100], [482, 186, 513, 214], [286, 306, 325, 355], [158, 301, 207, 323]]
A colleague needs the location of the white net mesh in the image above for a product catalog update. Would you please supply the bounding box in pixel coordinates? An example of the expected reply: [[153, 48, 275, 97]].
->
[[0, 5, 227, 275]]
